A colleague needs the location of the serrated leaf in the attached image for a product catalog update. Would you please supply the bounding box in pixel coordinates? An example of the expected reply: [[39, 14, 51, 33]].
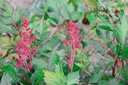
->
[[0, 36, 13, 49], [0, 24, 16, 34], [44, 71, 67, 85], [32, 57, 47, 69], [11, 76, 20, 84], [98, 81, 109, 85], [35, 70, 44, 84], [32, 69, 44, 84], [31, 6, 44, 15], [89, 73, 104, 84], [78, 4, 89, 12], [71, 12, 83, 21], [12, 8, 21, 23], [67, 4, 74, 13], [109, 78, 118, 85], [55, 55, 63, 74], [67, 71, 80, 85], [4, 1, 13, 16], [118, 68, 128, 80], [48, 43, 60, 70], [2, 64, 16, 77], [0, 17, 13, 24], [113, 16, 128, 46], [0, 74, 11, 85]]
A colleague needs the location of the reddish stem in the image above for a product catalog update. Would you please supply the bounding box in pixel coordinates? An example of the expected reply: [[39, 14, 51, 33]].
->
[[121, 60, 124, 68], [105, 10, 116, 26], [103, 64, 109, 73], [70, 48, 75, 72], [112, 58, 119, 76]]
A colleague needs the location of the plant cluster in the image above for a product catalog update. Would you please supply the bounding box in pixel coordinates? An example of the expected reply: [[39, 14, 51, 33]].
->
[[0, 0, 128, 85]]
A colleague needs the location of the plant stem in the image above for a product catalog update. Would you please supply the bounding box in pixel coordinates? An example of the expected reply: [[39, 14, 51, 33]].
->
[[112, 58, 119, 76], [103, 63, 109, 73], [18, 75, 31, 85], [70, 48, 75, 72], [80, 69, 85, 80], [121, 60, 124, 68]]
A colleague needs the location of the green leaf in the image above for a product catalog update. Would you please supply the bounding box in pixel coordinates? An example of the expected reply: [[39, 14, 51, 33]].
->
[[98, 81, 109, 85], [67, 4, 74, 14], [0, 24, 16, 34], [71, 12, 83, 21], [67, 71, 80, 85], [118, 68, 128, 80], [89, 73, 104, 84], [31, 69, 44, 84], [43, 71, 67, 85], [0, 0, 3, 8], [55, 55, 63, 74], [86, 13, 96, 23], [45, 0, 69, 24], [35, 70, 44, 83], [0, 17, 13, 24], [0, 36, 10, 45], [48, 43, 60, 70], [113, 16, 128, 46], [2, 64, 20, 83], [119, 47, 128, 61], [31, 7, 44, 15], [78, 4, 89, 12], [2, 65, 16, 77], [116, 45, 121, 54], [12, 8, 21, 23], [0, 74, 11, 85], [11, 76, 20, 84], [109, 78, 118, 85], [99, 25, 112, 31], [4, 1, 13, 16], [125, 2, 128, 7], [32, 57, 47, 69]]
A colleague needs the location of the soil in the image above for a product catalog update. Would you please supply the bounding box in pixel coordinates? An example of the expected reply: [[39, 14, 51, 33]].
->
[[6, 0, 35, 9]]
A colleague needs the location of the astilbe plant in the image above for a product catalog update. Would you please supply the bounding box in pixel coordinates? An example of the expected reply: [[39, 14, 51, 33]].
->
[[15, 17, 37, 72], [63, 20, 81, 72]]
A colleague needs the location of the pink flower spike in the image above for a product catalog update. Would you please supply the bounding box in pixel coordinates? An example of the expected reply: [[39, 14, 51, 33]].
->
[[17, 39, 26, 48], [63, 20, 82, 72], [32, 46, 37, 56], [16, 58, 23, 68], [27, 61, 33, 69], [15, 17, 37, 72], [67, 20, 74, 29], [22, 17, 29, 27], [63, 39, 70, 46]]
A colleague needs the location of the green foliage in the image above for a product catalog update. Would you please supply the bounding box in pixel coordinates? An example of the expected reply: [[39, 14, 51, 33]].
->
[[32, 57, 47, 69], [31, 69, 44, 85], [0, 74, 11, 85], [113, 16, 128, 47], [0, 36, 14, 50], [43, 71, 67, 85], [0, 1, 24, 34], [2, 64, 20, 83], [75, 49, 90, 69], [89, 73, 104, 84], [0, 0, 128, 85], [67, 71, 80, 85]]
